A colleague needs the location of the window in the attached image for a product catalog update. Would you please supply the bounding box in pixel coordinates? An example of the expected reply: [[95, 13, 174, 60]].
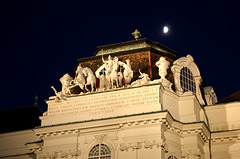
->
[[210, 92, 217, 105], [168, 156, 177, 159], [180, 67, 196, 94], [88, 144, 111, 159]]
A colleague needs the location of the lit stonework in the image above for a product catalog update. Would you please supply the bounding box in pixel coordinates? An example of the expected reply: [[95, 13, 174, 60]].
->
[[1, 38, 240, 159]]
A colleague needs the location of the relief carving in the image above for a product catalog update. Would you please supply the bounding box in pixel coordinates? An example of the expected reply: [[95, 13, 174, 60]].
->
[[37, 149, 81, 159], [144, 140, 153, 149], [95, 134, 107, 143], [70, 149, 81, 157], [131, 142, 142, 150], [120, 143, 129, 151]]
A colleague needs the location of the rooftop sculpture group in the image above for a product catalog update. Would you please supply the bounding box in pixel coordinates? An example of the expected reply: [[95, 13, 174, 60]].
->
[[51, 55, 171, 101]]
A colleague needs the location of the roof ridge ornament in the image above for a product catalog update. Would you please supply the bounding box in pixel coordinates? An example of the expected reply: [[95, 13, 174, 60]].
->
[[132, 29, 141, 40]]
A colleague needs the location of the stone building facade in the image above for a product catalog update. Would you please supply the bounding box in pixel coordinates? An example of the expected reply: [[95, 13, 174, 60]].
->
[[0, 38, 240, 159]]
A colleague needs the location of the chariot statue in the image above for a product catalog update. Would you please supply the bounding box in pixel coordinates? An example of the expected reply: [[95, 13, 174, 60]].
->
[[95, 55, 134, 90]]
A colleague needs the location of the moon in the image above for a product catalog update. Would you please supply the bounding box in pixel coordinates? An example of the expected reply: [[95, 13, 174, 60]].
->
[[163, 26, 169, 33]]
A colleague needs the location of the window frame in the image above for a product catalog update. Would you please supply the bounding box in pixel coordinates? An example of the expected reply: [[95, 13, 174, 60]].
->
[[88, 144, 111, 159], [171, 55, 205, 105]]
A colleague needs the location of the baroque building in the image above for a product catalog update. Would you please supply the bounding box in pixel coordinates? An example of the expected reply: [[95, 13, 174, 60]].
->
[[0, 38, 240, 159]]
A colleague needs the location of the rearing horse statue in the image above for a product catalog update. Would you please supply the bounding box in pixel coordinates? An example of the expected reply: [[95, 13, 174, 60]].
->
[[73, 65, 85, 91], [83, 67, 96, 92]]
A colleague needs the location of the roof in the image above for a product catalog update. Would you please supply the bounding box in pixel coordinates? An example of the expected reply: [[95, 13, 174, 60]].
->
[[218, 91, 240, 103], [94, 38, 179, 58]]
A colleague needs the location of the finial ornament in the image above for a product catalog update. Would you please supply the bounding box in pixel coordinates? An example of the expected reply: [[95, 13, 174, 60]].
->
[[132, 29, 141, 40], [34, 95, 38, 106]]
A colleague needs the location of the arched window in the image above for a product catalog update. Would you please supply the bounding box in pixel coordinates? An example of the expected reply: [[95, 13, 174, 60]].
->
[[88, 144, 111, 159], [180, 67, 196, 94], [167, 156, 177, 159]]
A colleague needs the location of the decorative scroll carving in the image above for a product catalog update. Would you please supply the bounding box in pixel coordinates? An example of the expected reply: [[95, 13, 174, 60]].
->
[[131, 142, 142, 150], [120, 143, 129, 151], [59, 151, 67, 158], [181, 148, 203, 159], [120, 139, 168, 152], [70, 149, 81, 157], [157, 135, 168, 152], [95, 134, 107, 143], [144, 140, 153, 149]]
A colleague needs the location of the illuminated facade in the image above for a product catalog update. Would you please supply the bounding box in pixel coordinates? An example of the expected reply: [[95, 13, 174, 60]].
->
[[0, 38, 240, 159]]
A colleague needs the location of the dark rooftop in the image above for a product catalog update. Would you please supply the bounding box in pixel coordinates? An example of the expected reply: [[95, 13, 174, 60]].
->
[[217, 91, 240, 104], [94, 38, 179, 58]]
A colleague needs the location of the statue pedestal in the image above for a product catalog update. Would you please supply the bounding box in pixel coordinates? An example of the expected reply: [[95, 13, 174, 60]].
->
[[160, 78, 172, 91], [41, 85, 162, 126]]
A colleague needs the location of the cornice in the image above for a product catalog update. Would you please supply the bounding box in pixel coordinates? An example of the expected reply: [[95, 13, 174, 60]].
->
[[34, 111, 210, 143], [211, 129, 240, 143], [0, 129, 34, 138], [204, 102, 240, 110]]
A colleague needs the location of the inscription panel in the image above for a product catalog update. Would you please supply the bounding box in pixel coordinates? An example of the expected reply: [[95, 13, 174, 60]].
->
[[47, 85, 161, 118]]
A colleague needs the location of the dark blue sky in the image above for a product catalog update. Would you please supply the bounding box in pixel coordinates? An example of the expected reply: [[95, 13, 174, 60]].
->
[[0, 0, 239, 111]]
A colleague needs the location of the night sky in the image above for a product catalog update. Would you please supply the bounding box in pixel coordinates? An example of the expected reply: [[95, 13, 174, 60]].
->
[[0, 0, 239, 112]]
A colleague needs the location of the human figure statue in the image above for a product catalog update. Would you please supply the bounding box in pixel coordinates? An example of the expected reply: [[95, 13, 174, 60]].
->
[[102, 55, 113, 87], [102, 55, 113, 78], [123, 59, 133, 86], [51, 73, 73, 101], [155, 57, 170, 81], [60, 73, 73, 96], [110, 56, 119, 88], [96, 56, 133, 89]]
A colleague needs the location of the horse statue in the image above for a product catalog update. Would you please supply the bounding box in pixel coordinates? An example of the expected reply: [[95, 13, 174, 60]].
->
[[73, 65, 86, 91], [83, 67, 96, 92]]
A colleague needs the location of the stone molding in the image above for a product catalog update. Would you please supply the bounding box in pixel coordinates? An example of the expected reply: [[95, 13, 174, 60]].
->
[[36, 129, 80, 138], [35, 112, 209, 144], [119, 139, 167, 152], [212, 135, 240, 143], [181, 148, 203, 159], [37, 149, 81, 159]]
